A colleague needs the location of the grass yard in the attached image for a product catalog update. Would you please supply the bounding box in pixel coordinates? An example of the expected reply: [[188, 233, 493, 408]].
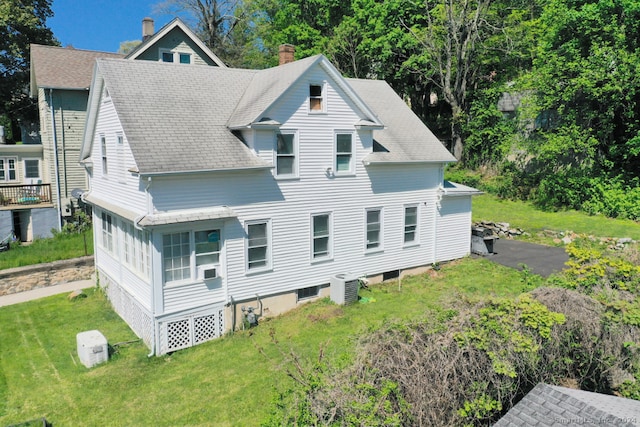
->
[[0, 258, 527, 426], [0, 230, 93, 270], [473, 193, 640, 241]]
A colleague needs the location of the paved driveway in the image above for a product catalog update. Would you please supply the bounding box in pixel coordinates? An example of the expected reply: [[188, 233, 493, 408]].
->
[[484, 239, 569, 277]]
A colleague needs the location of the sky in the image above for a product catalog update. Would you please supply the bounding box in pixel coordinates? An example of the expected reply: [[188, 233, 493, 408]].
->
[[48, 0, 179, 52]]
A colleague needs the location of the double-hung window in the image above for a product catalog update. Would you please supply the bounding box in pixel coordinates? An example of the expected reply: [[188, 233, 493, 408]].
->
[[404, 205, 418, 244], [24, 159, 40, 180], [309, 84, 324, 112], [312, 213, 331, 260], [100, 135, 108, 175], [195, 230, 221, 267], [335, 133, 354, 174], [275, 131, 297, 177], [246, 221, 270, 271], [0, 158, 16, 181], [365, 208, 382, 251], [101, 212, 113, 253]]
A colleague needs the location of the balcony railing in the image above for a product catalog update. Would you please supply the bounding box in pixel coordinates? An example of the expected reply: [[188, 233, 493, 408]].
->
[[0, 183, 53, 209]]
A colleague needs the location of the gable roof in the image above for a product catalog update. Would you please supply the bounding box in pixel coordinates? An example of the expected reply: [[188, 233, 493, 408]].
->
[[495, 383, 640, 426], [83, 58, 266, 175], [348, 78, 456, 164], [81, 55, 456, 175], [125, 17, 226, 68], [227, 55, 381, 129], [30, 44, 123, 95]]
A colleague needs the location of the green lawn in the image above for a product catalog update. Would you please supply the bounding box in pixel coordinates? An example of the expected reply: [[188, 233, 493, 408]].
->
[[0, 230, 93, 270], [1, 196, 638, 425], [473, 193, 640, 240], [0, 258, 526, 426]]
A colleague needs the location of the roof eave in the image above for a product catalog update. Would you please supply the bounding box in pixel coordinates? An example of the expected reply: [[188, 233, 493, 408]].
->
[[139, 164, 274, 177], [363, 159, 456, 166]]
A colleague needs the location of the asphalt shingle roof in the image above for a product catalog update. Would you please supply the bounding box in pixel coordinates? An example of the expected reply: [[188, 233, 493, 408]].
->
[[30, 44, 123, 91], [98, 59, 267, 174], [347, 78, 456, 163], [495, 383, 640, 426], [95, 56, 456, 174]]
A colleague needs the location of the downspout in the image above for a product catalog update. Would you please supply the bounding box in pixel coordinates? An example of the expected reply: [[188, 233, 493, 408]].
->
[[49, 89, 63, 230], [140, 175, 156, 358]]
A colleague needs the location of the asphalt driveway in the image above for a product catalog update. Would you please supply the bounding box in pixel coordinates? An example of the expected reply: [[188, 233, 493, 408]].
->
[[484, 239, 569, 277]]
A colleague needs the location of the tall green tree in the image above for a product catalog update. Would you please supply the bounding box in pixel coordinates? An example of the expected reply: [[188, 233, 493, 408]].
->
[[526, 0, 640, 176], [0, 0, 57, 141]]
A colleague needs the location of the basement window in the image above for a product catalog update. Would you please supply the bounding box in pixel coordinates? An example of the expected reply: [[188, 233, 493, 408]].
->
[[297, 285, 320, 301]]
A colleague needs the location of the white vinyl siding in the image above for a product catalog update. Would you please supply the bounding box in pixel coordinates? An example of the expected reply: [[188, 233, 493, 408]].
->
[[436, 197, 472, 262], [246, 220, 270, 272]]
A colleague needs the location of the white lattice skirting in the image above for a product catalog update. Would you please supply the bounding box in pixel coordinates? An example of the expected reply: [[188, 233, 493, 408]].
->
[[158, 307, 225, 354], [100, 271, 154, 349]]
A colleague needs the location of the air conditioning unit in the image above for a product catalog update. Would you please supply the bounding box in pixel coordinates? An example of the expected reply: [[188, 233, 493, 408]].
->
[[197, 264, 218, 281], [330, 273, 360, 305], [76, 330, 108, 368]]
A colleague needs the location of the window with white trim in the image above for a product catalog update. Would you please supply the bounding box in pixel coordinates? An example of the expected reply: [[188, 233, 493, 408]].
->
[[24, 159, 40, 179], [335, 133, 354, 174], [101, 212, 113, 253], [309, 83, 324, 112], [100, 135, 108, 175], [275, 131, 297, 177], [163, 232, 190, 283], [404, 205, 418, 244], [246, 221, 270, 271], [0, 158, 16, 181], [312, 213, 331, 259], [195, 230, 221, 267], [365, 208, 382, 250]]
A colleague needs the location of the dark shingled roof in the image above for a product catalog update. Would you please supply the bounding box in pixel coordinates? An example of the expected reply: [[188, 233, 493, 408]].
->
[[495, 383, 640, 426], [30, 44, 123, 94]]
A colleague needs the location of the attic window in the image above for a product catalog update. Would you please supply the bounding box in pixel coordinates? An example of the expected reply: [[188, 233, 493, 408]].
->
[[160, 49, 192, 64], [309, 84, 324, 112]]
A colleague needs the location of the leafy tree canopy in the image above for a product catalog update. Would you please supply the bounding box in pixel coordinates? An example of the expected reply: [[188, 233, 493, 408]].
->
[[0, 0, 57, 139]]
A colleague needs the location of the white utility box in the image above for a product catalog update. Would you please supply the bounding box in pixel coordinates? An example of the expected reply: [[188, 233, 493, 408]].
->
[[76, 330, 108, 368]]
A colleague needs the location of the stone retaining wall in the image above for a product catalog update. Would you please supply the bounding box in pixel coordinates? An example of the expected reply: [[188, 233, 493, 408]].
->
[[0, 256, 95, 296]]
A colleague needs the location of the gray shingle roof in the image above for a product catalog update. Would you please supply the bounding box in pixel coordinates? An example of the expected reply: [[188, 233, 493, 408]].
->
[[93, 56, 456, 175], [495, 383, 640, 426], [30, 44, 123, 93], [227, 55, 323, 128], [97, 59, 268, 174], [347, 78, 456, 163]]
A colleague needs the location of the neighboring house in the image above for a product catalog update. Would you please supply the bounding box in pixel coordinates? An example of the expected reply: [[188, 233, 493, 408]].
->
[[27, 18, 225, 237], [79, 50, 479, 355], [0, 140, 54, 242], [495, 383, 640, 426]]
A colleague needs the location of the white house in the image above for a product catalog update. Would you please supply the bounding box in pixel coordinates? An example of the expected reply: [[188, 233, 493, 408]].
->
[[79, 50, 479, 355]]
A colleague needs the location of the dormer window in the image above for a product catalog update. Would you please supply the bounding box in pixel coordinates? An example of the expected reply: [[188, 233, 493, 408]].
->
[[309, 84, 324, 113]]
